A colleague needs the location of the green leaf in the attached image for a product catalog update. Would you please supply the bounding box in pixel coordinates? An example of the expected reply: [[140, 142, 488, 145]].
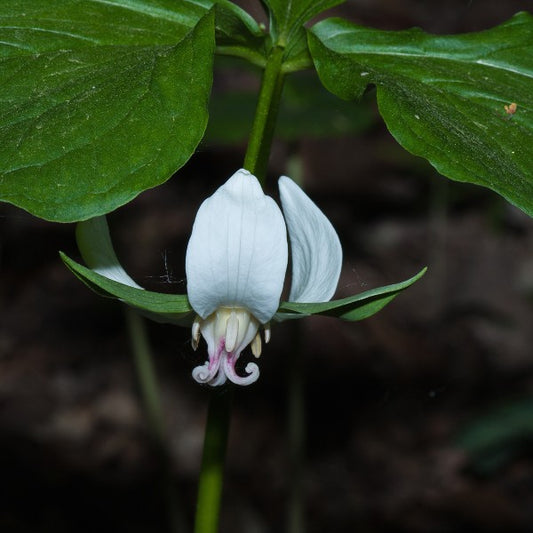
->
[[0, 3, 215, 222], [0, 0, 210, 47], [276, 267, 427, 321], [262, 0, 344, 70], [61, 252, 194, 325], [309, 12, 533, 216]]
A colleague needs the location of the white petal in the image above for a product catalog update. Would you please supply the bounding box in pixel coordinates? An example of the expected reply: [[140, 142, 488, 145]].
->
[[279, 176, 342, 302], [76, 216, 142, 289], [185, 169, 288, 323]]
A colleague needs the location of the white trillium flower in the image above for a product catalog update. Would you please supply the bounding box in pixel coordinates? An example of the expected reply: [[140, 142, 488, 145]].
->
[[71, 169, 426, 386], [73, 168, 343, 388], [185, 168, 342, 386], [71, 169, 423, 388]]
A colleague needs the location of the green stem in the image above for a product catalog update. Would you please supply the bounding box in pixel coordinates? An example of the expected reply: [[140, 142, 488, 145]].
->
[[243, 45, 286, 183], [194, 388, 233, 533], [126, 308, 165, 441], [125, 308, 187, 533]]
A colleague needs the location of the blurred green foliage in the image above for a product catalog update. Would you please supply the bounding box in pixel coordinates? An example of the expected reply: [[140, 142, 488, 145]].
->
[[456, 397, 533, 475], [205, 69, 376, 144]]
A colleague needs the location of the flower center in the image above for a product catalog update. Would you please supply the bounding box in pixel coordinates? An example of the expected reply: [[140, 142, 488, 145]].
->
[[191, 307, 269, 386]]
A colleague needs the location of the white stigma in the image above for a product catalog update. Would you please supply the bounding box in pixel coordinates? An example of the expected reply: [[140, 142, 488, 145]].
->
[[191, 307, 263, 386]]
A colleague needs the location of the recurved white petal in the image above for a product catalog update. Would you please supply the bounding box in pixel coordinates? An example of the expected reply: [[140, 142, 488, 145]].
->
[[76, 216, 142, 289], [279, 176, 342, 303], [185, 169, 288, 323]]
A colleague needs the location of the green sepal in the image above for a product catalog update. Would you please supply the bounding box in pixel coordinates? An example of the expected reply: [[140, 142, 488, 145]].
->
[[61, 256, 425, 325], [60, 253, 194, 325], [276, 267, 427, 321]]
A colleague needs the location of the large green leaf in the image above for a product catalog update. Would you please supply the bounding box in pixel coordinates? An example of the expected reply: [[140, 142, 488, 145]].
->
[[0, 3, 215, 222], [309, 12, 533, 216], [276, 267, 427, 321], [0, 0, 209, 47], [61, 252, 194, 324]]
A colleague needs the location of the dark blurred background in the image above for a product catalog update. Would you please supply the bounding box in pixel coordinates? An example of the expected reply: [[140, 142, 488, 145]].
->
[[1, 1, 532, 531]]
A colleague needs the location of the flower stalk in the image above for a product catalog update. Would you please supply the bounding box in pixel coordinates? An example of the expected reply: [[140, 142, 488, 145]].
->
[[243, 45, 285, 183], [194, 388, 233, 533]]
